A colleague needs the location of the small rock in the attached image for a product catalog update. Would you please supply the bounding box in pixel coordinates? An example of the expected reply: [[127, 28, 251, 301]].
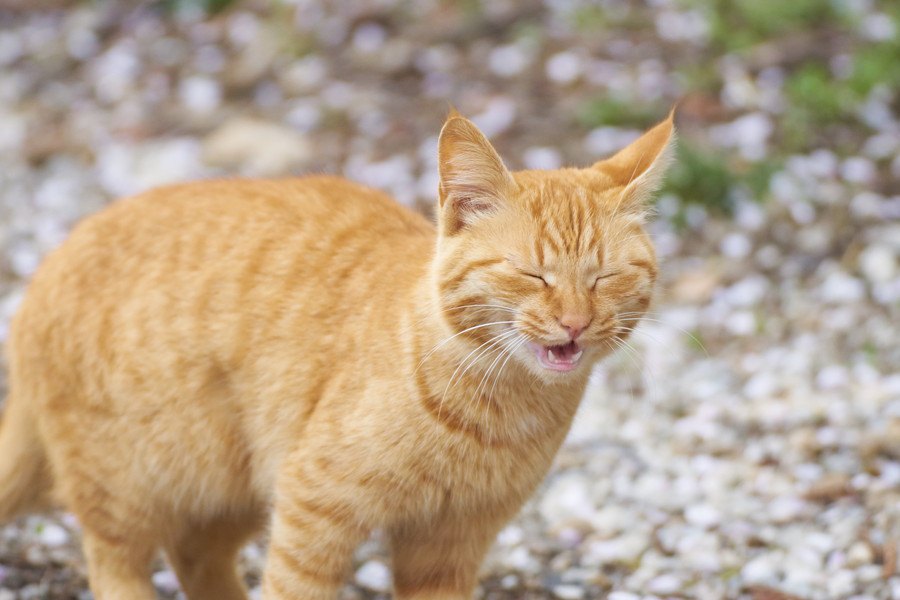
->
[[552, 584, 585, 599], [354, 560, 391, 592], [151, 569, 180, 594], [742, 553, 782, 584], [489, 44, 531, 77], [846, 541, 875, 568], [768, 497, 806, 523], [859, 244, 898, 284], [670, 267, 720, 304], [202, 118, 311, 176], [860, 421, 900, 461], [803, 473, 851, 503], [523, 146, 562, 170], [546, 51, 583, 84], [608, 592, 640, 600], [685, 503, 721, 528], [841, 157, 877, 184], [178, 76, 222, 114], [539, 472, 594, 526], [720, 232, 752, 259], [584, 533, 649, 565], [37, 522, 69, 547], [471, 97, 517, 137], [816, 365, 849, 390], [747, 586, 806, 600], [646, 573, 682, 594], [819, 271, 866, 304], [352, 23, 386, 53]]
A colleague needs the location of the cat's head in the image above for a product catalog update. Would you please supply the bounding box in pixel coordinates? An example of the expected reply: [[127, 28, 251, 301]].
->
[[433, 109, 674, 382]]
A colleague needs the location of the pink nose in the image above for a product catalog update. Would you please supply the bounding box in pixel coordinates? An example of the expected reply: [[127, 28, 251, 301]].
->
[[559, 314, 591, 340]]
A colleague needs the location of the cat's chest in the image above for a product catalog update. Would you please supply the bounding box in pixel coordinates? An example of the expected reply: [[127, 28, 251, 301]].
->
[[422, 404, 573, 498]]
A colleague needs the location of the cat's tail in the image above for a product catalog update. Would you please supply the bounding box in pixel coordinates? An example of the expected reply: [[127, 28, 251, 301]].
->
[[0, 391, 51, 522]]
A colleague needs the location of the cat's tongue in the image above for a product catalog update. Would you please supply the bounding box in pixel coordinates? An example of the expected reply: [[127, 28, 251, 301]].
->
[[530, 341, 583, 372]]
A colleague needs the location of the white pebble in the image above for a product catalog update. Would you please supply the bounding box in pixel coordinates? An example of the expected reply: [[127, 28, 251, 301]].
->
[[861, 12, 896, 41], [608, 592, 640, 600], [819, 271, 866, 304], [816, 365, 849, 390], [178, 76, 221, 114], [846, 541, 874, 567], [685, 504, 721, 528], [646, 573, 682, 595], [553, 584, 585, 599], [828, 569, 856, 597], [151, 569, 180, 594], [584, 127, 641, 157], [504, 546, 541, 572], [720, 232, 752, 259], [546, 51, 583, 84], [523, 146, 563, 170], [489, 44, 531, 77], [725, 311, 756, 336], [742, 552, 781, 584], [353, 23, 387, 53], [539, 472, 595, 526], [471, 97, 517, 137], [841, 157, 876, 184], [859, 244, 898, 284], [723, 275, 769, 307], [354, 560, 391, 592], [38, 523, 69, 547], [769, 496, 805, 523], [584, 533, 649, 565]]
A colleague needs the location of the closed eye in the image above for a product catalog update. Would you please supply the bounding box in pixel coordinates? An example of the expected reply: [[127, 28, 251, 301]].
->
[[592, 271, 621, 290], [521, 272, 548, 286]]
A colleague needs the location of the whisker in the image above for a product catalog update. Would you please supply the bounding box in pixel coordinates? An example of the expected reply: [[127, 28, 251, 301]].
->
[[487, 335, 528, 405], [475, 336, 529, 446], [438, 329, 520, 418], [414, 320, 518, 373], [615, 317, 708, 355]]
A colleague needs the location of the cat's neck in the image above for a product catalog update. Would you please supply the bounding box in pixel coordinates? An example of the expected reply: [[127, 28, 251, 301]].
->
[[404, 279, 588, 445]]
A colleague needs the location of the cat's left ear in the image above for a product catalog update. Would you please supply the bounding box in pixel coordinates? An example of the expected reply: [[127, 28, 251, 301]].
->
[[593, 108, 676, 214], [438, 112, 515, 235]]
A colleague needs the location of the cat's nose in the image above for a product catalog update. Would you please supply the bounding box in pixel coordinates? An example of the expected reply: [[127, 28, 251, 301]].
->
[[559, 314, 591, 340]]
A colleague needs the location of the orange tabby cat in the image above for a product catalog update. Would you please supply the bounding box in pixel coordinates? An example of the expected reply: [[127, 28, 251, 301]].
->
[[0, 110, 674, 599]]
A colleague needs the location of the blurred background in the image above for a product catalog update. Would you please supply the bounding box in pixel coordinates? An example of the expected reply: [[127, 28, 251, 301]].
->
[[0, 0, 898, 598]]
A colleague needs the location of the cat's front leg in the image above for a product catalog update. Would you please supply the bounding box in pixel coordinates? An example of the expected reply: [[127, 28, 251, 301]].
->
[[261, 459, 370, 600], [389, 515, 505, 600]]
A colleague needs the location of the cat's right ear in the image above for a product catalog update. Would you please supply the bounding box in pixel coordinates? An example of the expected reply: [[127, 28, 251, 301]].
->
[[437, 113, 515, 235]]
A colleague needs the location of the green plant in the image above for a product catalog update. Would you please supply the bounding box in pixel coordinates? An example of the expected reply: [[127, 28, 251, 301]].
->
[[662, 142, 735, 212], [689, 0, 838, 51], [162, 0, 238, 15], [577, 98, 661, 129]]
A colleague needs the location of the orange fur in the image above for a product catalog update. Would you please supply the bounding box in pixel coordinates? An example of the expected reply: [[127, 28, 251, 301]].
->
[[0, 111, 675, 599]]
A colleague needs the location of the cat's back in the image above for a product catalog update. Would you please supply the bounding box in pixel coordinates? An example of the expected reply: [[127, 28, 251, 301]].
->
[[12, 176, 434, 373]]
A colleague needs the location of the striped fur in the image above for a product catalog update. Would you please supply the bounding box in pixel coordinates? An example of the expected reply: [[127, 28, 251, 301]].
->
[[0, 111, 674, 599]]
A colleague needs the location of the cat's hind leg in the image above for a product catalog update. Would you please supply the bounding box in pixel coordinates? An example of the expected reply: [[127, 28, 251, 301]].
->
[[47, 436, 162, 600], [164, 515, 260, 600]]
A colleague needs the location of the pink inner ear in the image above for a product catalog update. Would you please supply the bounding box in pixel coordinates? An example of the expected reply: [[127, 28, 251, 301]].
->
[[455, 196, 494, 216], [445, 194, 496, 234]]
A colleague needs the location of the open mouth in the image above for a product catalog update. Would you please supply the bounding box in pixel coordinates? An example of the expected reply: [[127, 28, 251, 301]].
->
[[528, 341, 584, 372]]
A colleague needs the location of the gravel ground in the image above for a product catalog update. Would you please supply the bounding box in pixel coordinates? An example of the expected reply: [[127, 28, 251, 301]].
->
[[1, 1, 899, 599]]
